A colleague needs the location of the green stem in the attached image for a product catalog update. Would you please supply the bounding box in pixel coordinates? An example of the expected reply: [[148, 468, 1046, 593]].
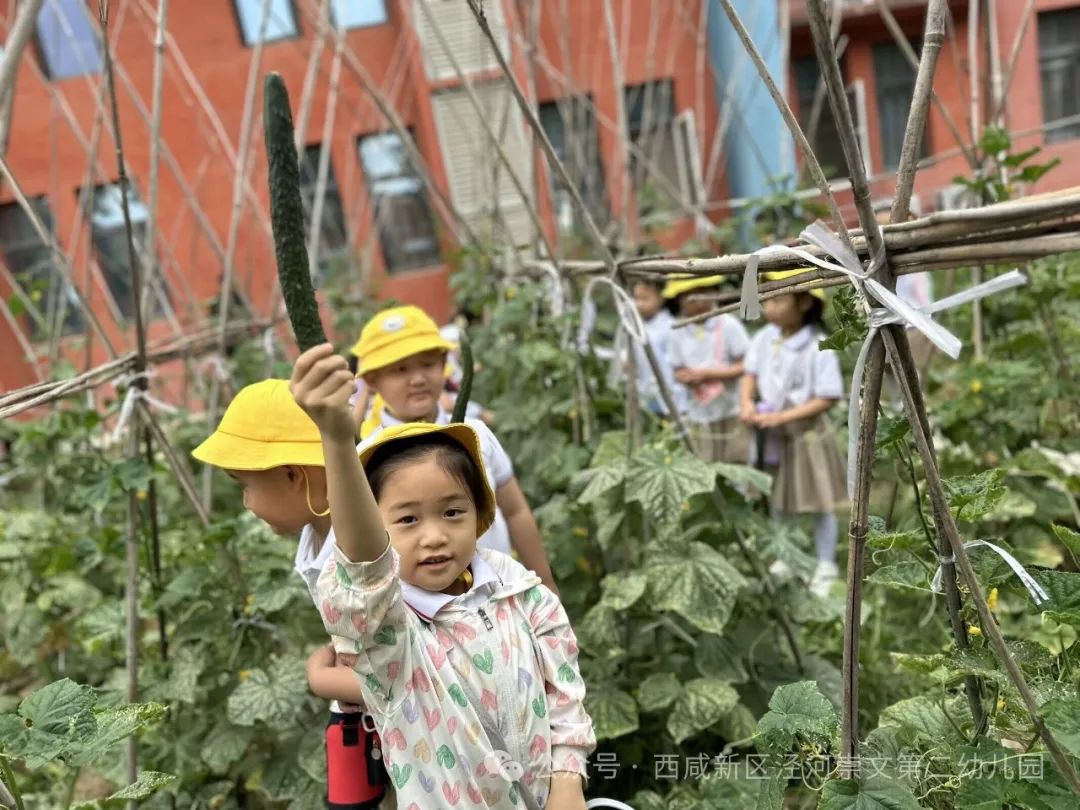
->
[[0, 756, 25, 810]]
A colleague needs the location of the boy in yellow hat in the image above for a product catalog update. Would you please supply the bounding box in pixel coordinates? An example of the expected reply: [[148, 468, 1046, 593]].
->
[[351, 304, 557, 592], [739, 270, 846, 597], [663, 274, 753, 464], [191, 380, 390, 807]]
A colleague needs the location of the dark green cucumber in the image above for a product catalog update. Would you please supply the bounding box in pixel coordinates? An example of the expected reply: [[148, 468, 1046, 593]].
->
[[263, 72, 327, 352], [451, 333, 473, 423]]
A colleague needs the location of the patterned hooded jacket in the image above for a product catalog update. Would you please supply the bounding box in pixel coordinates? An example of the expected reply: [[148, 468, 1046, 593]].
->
[[317, 543, 596, 809]]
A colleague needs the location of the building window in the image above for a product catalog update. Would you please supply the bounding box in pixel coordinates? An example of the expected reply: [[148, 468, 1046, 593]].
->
[[234, 0, 298, 46], [331, 0, 387, 30], [538, 96, 608, 235], [1038, 8, 1080, 143], [87, 181, 166, 321], [0, 198, 83, 340], [357, 132, 441, 273], [36, 0, 102, 80], [872, 40, 929, 172], [299, 144, 351, 280], [794, 56, 848, 179], [625, 80, 681, 217]]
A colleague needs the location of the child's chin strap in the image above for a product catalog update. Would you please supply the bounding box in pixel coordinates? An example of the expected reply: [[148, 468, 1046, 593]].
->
[[302, 467, 331, 517]]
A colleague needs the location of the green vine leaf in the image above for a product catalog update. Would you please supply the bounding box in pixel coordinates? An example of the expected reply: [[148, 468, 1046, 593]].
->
[[941, 469, 1007, 522], [667, 678, 739, 744], [626, 446, 718, 530], [636, 672, 681, 713], [645, 541, 747, 635], [818, 776, 921, 810], [226, 658, 308, 731], [599, 571, 648, 610], [584, 687, 639, 741], [756, 681, 837, 754]]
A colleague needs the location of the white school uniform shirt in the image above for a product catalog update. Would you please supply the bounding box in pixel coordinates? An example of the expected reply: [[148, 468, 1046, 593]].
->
[[367, 406, 514, 555], [667, 313, 750, 423], [612, 310, 686, 415], [896, 273, 933, 310], [744, 323, 844, 410]]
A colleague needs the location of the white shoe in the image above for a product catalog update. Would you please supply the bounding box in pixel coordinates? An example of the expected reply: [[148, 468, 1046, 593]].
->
[[769, 559, 794, 580], [809, 562, 840, 597]]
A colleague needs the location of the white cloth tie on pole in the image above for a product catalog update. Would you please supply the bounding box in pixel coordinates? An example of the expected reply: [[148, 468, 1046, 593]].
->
[[111, 372, 179, 443], [932, 539, 1050, 607], [577, 275, 647, 365], [738, 222, 1027, 498]]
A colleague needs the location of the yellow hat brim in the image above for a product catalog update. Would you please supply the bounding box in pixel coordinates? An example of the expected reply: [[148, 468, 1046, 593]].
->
[[358, 422, 497, 537], [763, 270, 827, 301], [354, 334, 453, 375], [192, 430, 325, 471], [662, 275, 723, 300]]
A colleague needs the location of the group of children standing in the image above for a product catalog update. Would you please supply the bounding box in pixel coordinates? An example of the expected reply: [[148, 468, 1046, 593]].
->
[[193, 305, 586, 809], [624, 272, 848, 597], [186, 275, 849, 808]]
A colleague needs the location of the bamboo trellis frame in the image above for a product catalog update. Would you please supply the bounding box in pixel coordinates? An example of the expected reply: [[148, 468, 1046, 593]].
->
[[1, 0, 1079, 800]]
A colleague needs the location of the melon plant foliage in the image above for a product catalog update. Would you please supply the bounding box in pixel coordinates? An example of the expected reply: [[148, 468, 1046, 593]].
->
[[2, 138, 1080, 808]]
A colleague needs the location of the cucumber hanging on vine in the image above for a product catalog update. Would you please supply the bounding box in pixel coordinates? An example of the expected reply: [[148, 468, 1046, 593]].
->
[[451, 333, 474, 424], [263, 72, 327, 352]]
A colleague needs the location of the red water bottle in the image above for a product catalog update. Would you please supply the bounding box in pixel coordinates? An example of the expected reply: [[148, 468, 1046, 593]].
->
[[326, 711, 387, 808]]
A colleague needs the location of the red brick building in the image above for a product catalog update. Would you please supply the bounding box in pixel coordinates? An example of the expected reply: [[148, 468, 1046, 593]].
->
[[2, 0, 1080, 393], [0, 0, 720, 393], [787, 0, 1080, 217]]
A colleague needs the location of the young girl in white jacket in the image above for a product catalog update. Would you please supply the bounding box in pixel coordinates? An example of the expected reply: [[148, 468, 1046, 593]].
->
[[291, 344, 595, 810]]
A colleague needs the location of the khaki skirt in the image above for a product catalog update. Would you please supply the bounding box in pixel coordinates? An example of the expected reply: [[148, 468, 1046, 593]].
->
[[690, 416, 752, 465], [769, 415, 848, 514]]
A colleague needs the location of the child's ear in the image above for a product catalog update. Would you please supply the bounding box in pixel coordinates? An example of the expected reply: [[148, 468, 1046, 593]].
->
[[797, 294, 815, 314], [282, 465, 302, 488]]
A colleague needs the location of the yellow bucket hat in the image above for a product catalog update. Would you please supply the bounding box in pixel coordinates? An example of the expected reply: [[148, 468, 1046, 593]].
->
[[357, 422, 497, 537], [662, 275, 723, 300], [192, 379, 324, 470], [764, 269, 827, 301], [350, 305, 453, 375]]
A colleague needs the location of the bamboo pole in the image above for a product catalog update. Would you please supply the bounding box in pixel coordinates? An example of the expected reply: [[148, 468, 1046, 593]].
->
[[0, 318, 271, 418], [294, 0, 331, 153], [202, 0, 274, 511], [0, 291, 44, 381], [992, 0, 1035, 125], [803, 0, 1079, 788], [97, 2, 151, 799], [0, 0, 45, 123], [0, 155, 118, 357], [602, 0, 632, 239], [139, 0, 168, 325], [306, 18, 345, 278], [968, 0, 981, 143], [986, 0, 1003, 128], [713, 0, 853, 249], [875, 0, 978, 170]]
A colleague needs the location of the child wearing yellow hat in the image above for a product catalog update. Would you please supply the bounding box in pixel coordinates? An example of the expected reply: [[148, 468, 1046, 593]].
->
[[191, 380, 390, 808], [350, 305, 557, 593], [738, 270, 846, 597], [663, 274, 753, 464], [290, 344, 594, 810]]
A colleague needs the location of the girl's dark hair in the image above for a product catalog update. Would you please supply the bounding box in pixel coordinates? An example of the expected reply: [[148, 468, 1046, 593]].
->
[[347, 354, 359, 375], [365, 433, 488, 514], [632, 279, 664, 294], [800, 294, 826, 329]]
